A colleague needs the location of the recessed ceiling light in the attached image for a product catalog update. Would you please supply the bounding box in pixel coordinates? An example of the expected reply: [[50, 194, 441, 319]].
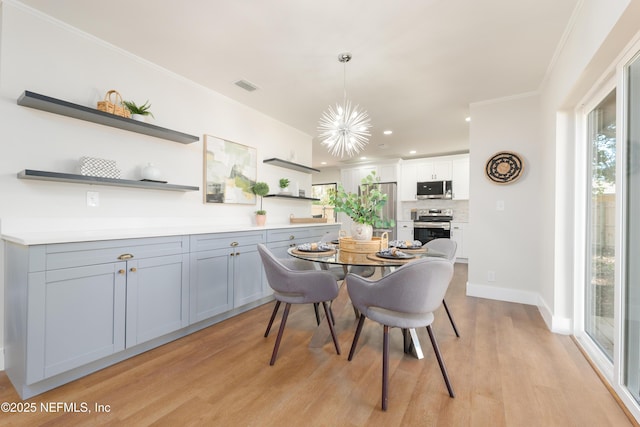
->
[[360, 157, 367, 160], [409, 150, 416, 154], [465, 117, 471, 122], [383, 130, 393, 135], [321, 161, 327, 165]]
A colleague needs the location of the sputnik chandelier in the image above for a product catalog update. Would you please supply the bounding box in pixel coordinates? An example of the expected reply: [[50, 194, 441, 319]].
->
[[318, 52, 371, 158]]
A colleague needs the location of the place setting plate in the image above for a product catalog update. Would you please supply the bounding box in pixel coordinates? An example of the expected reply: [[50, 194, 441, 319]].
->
[[388, 240, 426, 252], [367, 248, 416, 262], [292, 242, 336, 255]]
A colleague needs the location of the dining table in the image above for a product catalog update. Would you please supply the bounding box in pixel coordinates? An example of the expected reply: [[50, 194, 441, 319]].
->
[[287, 244, 448, 359]]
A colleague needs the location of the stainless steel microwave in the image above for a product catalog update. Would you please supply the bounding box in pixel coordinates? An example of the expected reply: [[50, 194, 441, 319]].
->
[[416, 180, 452, 199]]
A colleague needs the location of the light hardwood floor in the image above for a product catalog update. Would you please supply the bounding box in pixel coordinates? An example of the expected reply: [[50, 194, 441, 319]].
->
[[0, 264, 635, 426]]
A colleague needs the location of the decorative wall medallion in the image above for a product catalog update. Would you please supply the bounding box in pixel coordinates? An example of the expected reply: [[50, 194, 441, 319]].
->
[[485, 151, 524, 184]]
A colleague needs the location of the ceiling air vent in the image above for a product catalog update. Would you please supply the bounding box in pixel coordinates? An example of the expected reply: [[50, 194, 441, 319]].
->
[[234, 79, 259, 92]]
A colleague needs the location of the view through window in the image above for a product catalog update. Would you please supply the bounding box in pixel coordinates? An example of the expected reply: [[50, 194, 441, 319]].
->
[[586, 89, 616, 360]]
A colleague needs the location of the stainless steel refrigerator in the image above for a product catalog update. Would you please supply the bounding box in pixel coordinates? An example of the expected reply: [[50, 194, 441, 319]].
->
[[359, 181, 397, 241]]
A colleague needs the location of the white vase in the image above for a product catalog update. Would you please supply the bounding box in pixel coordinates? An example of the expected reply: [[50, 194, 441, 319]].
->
[[352, 223, 373, 241], [131, 113, 146, 122], [141, 163, 162, 181]]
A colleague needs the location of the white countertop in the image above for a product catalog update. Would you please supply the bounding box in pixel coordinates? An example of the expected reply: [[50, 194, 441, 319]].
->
[[1, 222, 339, 246]]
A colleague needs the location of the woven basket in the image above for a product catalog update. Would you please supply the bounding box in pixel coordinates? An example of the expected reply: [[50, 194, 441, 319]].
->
[[339, 232, 388, 254], [97, 90, 131, 118]]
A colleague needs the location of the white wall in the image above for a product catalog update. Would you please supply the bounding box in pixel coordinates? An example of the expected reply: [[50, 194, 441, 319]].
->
[[467, 93, 542, 306], [467, 0, 638, 334], [313, 168, 340, 185], [0, 2, 316, 369]]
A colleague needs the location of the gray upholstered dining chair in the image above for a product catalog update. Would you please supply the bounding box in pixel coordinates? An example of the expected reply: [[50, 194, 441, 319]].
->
[[257, 244, 341, 365], [425, 238, 460, 337], [346, 258, 455, 411]]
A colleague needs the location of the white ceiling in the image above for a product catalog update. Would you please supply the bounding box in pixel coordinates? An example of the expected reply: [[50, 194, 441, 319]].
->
[[18, 0, 580, 169]]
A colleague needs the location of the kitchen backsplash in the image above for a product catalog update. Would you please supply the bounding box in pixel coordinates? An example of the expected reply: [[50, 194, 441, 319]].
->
[[400, 199, 469, 222]]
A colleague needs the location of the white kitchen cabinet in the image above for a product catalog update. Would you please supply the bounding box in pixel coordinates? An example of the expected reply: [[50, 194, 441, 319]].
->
[[452, 156, 470, 200], [340, 164, 392, 194], [417, 159, 452, 181], [4, 235, 190, 398], [450, 222, 467, 259], [396, 220, 415, 242], [399, 161, 418, 201], [377, 163, 398, 182]]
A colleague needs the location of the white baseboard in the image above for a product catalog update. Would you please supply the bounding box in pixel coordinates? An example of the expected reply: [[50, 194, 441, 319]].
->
[[537, 295, 572, 334], [466, 282, 572, 335], [466, 281, 539, 305]]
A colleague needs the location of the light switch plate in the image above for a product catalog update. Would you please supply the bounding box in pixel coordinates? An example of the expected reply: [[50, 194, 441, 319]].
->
[[87, 191, 100, 207]]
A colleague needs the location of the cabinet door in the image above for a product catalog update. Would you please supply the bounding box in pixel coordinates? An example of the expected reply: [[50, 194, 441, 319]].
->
[[450, 222, 465, 259], [400, 162, 418, 201], [417, 159, 452, 181], [126, 254, 189, 347], [377, 163, 398, 182], [31, 263, 126, 381], [189, 248, 233, 323], [433, 160, 452, 180], [340, 168, 359, 193], [396, 221, 415, 242], [233, 245, 264, 306], [452, 157, 470, 200]]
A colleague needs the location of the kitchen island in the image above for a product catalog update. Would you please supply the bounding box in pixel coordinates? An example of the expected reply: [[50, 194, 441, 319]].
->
[[2, 221, 339, 399]]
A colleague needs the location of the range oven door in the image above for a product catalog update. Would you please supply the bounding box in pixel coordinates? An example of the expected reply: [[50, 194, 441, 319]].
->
[[413, 221, 451, 245]]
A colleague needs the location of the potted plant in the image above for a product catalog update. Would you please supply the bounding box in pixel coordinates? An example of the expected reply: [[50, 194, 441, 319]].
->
[[251, 181, 270, 226], [328, 171, 395, 240], [279, 178, 290, 195], [123, 100, 155, 122]]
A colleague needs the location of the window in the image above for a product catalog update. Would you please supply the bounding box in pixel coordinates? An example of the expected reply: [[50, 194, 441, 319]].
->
[[585, 90, 616, 360]]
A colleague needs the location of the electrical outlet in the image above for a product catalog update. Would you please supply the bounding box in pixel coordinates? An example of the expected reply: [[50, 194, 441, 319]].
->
[[487, 270, 496, 282], [87, 191, 100, 207]]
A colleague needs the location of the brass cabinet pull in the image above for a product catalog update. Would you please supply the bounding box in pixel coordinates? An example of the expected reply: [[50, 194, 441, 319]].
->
[[289, 243, 296, 247], [118, 269, 126, 275], [230, 242, 239, 247], [236, 252, 240, 256], [117, 253, 134, 260], [230, 253, 235, 257], [289, 235, 295, 240], [130, 267, 137, 273]]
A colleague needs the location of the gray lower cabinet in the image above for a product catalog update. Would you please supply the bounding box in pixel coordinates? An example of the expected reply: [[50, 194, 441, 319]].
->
[[3, 225, 331, 399], [4, 235, 190, 398], [35, 262, 127, 381], [189, 230, 266, 323]]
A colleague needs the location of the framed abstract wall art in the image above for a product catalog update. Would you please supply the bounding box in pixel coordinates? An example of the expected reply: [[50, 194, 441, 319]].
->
[[203, 135, 257, 204]]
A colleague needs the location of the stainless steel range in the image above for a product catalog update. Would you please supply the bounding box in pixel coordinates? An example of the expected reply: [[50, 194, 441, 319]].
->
[[411, 208, 453, 245]]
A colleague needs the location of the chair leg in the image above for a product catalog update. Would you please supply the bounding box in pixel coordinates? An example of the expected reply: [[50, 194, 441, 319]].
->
[[313, 303, 321, 325], [382, 325, 390, 411], [426, 325, 455, 397], [402, 328, 411, 354], [264, 300, 281, 337], [269, 303, 291, 366], [328, 302, 336, 326], [348, 314, 366, 361], [322, 301, 341, 355], [442, 299, 460, 337]]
